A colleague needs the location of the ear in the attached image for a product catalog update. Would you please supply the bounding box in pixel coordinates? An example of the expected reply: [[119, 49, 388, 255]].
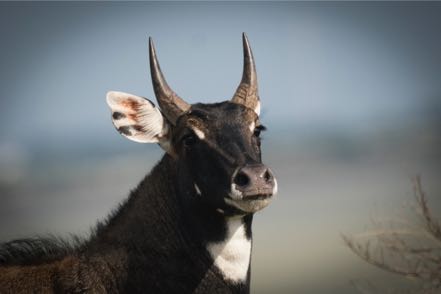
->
[[106, 91, 171, 150]]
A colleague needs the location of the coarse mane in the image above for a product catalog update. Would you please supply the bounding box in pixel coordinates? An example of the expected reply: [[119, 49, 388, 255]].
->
[[0, 192, 134, 267], [0, 236, 84, 266]]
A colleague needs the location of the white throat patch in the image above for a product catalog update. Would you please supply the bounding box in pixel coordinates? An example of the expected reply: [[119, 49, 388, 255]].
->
[[206, 218, 251, 283]]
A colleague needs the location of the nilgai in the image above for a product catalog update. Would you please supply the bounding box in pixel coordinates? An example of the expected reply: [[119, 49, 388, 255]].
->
[[0, 33, 277, 294]]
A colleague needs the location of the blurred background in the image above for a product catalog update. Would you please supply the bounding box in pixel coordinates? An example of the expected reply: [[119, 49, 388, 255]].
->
[[1, 2, 440, 293]]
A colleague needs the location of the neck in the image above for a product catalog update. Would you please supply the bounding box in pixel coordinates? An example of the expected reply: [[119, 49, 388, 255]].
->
[[93, 154, 254, 293], [206, 216, 253, 284], [175, 156, 254, 288]]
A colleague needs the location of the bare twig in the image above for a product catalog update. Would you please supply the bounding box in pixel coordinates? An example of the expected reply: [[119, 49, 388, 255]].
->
[[344, 177, 441, 293]]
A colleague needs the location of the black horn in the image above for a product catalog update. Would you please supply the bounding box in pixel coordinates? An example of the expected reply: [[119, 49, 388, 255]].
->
[[149, 37, 190, 124], [231, 33, 260, 114]]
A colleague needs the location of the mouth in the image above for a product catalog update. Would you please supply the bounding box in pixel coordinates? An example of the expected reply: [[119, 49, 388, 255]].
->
[[224, 193, 274, 213], [225, 179, 278, 214], [241, 193, 273, 201]]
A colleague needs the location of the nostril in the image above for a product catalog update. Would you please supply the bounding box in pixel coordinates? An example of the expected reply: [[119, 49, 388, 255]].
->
[[263, 169, 273, 182], [234, 171, 250, 187]]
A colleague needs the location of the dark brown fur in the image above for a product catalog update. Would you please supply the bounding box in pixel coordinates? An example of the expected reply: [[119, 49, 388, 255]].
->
[[0, 151, 252, 293], [1, 34, 273, 293]]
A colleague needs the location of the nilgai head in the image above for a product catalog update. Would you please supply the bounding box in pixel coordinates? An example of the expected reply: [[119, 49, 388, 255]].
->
[[107, 33, 277, 216]]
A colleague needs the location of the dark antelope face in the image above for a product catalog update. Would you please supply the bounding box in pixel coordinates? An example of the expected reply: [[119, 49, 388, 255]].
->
[[107, 33, 277, 214]]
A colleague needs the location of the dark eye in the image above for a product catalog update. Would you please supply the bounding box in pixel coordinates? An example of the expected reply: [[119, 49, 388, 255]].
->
[[182, 134, 197, 147], [253, 125, 266, 138]]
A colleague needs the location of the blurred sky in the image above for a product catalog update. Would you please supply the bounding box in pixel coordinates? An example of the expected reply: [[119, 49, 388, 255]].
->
[[1, 2, 441, 293]]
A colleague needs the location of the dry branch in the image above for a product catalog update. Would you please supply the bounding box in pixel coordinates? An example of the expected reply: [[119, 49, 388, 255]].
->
[[343, 176, 441, 293]]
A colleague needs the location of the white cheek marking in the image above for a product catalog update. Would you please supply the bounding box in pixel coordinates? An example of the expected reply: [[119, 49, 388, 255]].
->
[[272, 178, 278, 195], [229, 183, 243, 200], [249, 121, 255, 132], [194, 183, 202, 196], [254, 101, 261, 116], [192, 127, 205, 139], [207, 218, 251, 283]]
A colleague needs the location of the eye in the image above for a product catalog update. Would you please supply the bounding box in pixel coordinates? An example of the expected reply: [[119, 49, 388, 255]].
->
[[182, 134, 197, 147], [253, 125, 266, 138]]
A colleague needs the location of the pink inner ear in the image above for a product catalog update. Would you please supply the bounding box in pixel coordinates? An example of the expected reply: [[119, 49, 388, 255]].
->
[[120, 98, 141, 112], [115, 100, 137, 124]]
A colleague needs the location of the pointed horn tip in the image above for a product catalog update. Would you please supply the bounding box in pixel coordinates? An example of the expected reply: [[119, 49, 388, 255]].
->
[[241, 34, 253, 60], [242, 33, 249, 43]]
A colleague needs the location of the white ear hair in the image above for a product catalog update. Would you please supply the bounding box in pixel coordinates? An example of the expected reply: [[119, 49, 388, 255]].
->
[[106, 91, 170, 146]]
